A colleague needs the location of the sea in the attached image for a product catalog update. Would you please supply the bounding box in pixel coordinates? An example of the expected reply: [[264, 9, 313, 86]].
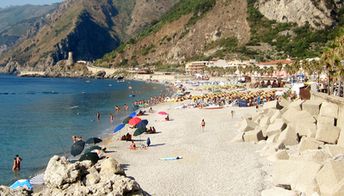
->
[[0, 74, 169, 185]]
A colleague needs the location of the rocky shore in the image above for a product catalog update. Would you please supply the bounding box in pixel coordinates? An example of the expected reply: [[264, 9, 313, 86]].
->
[[0, 156, 145, 196], [237, 98, 344, 195]]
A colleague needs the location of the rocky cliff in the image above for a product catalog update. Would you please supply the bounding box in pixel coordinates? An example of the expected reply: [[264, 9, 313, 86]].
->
[[96, 0, 344, 68], [97, 0, 251, 67], [258, 0, 340, 29], [0, 0, 178, 70], [0, 4, 58, 52]]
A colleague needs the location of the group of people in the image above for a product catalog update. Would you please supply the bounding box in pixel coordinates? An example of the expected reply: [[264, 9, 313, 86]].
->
[[253, 80, 285, 88], [132, 95, 169, 109], [173, 90, 277, 108]]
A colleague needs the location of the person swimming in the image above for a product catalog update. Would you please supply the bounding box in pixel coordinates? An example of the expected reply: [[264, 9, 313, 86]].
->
[[12, 155, 22, 171]]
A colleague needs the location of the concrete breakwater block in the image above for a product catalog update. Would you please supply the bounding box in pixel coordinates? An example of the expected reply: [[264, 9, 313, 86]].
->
[[272, 160, 321, 194], [277, 126, 298, 146], [243, 129, 265, 142], [239, 118, 257, 132], [302, 100, 322, 116], [265, 119, 287, 137], [316, 160, 344, 196], [298, 137, 323, 152], [315, 124, 340, 144], [319, 102, 339, 119]]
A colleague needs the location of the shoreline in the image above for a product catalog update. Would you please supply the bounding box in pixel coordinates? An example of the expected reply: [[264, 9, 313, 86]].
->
[[25, 77, 177, 189], [0, 74, 175, 186]]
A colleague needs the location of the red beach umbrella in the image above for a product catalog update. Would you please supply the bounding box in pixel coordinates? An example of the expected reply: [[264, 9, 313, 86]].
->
[[158, 111, 168, 115], [128, 117, 142, 126]]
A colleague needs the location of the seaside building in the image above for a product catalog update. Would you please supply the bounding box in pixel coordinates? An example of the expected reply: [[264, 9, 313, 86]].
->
[[185, 61, 208, 75], [257, 59, 293, 78]]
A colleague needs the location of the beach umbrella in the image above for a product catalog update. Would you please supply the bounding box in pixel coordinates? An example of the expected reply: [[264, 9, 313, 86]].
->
[[10, 179, 32, 191], [122, 116, 131, 124], [133, 127, 146, 136], [141, 119, 149, 125], [71, 140, 85, 156], [84, 145, 102, 154], [129, 111, 137, 118], [114, 123, 125, 133], [158, 111, 168, 115], [79, 152, 99, 164], [136, 121, 147, 130], [85, 137, 102, 144], [129, 117, 141, 126]]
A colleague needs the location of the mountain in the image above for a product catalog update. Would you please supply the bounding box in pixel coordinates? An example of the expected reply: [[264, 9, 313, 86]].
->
[[0, 4, 58, 52], [95, 0, 343, 69], [0, 0, 178, 69]]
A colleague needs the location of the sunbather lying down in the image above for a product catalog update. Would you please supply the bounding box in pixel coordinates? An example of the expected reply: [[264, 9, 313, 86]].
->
[[129, 141, 148, 150]]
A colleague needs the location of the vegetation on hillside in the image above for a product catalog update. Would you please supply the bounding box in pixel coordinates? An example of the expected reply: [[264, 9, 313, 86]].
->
[[95, 0, 217, 67], [246, 0, 344, 59]]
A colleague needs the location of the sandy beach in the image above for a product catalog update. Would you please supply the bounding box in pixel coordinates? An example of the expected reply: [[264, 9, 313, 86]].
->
[[102, 100, 269, 195]]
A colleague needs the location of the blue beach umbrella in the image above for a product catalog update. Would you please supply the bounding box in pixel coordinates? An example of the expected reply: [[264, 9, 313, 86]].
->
[[141, 119, 149, 125], [114, 123, 125, 133], [129, 112, 137, 118], [10, 179, 32, 191]]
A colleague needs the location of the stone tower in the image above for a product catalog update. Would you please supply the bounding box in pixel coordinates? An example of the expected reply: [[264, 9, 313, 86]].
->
[[67, 52, 74, 66]]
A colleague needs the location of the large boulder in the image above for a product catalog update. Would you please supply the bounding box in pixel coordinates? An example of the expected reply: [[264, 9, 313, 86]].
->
[[261, 187, 298, 196], [319, 102, 339, 119], [315, 124, 340, 144], [44, 156, 83, 189], [316, 160, 344, 195], [302, 100, 322, 116], [38, 156, 144, 196], [273, 160, 321, 194], [98, 157, 125, 179], [0, 186, 31, 196], [298, 137, 323, 152]]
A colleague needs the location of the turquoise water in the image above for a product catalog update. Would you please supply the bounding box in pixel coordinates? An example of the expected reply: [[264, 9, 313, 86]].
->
[[0, 74, 168, 185]]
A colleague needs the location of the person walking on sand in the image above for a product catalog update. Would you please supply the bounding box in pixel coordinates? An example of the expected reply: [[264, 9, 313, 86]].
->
[[201, 119, 205, 131], [12, 155, 22, 171], [231, 110, 234, 118]]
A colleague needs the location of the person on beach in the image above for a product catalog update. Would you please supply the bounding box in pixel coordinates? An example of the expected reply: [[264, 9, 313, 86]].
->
[[129, 141, 137, 150], [231, 110, 234, 118], [201, 119, 205, 131], [12, 155, 22, 171], [147, 137, 151, 147], [124, 104, 129, 111], [96, 112, 101, 121], [149, 107, 153, 113], [165, 115, 170, 121]]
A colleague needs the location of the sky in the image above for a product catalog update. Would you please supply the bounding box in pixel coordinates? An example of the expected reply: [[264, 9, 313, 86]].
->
[[0, 0, 62, 8]]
